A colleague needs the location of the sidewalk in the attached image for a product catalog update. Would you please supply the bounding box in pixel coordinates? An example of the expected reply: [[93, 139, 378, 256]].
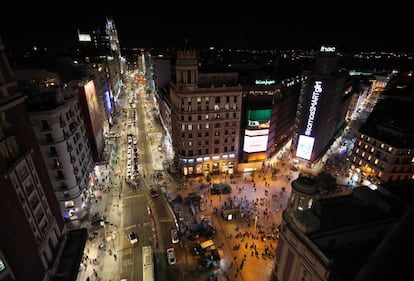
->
[[161, 163, 297, 281]]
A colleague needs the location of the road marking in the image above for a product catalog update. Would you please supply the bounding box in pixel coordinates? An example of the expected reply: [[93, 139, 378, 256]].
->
[[124, 224, 137, 230], [124, 194, 144, 200]]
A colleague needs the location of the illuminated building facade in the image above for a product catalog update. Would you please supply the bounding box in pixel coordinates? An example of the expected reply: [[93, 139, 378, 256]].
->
[[292, 46, 352, 163], [26, 85, 95, 220], [239, 76, 302, 171], [240, 83, 278, 167], [267, 77, 303, 158], [350, 97, 414, 184], [170, 49, 242, 175]]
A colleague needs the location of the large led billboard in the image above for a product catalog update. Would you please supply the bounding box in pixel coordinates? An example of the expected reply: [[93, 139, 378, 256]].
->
[[84, 81, 104, 152], [78, 33, 92, 42], [296, 135, 315, 160], [243, 109, 271, 153], [295, 80, 323, 160], [243, 129, 269, 153]]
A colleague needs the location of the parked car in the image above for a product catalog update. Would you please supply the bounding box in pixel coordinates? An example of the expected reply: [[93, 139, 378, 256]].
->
[[166, 247, 176, 265], [128, 232, 138, 244], [171, 229, 179, 244]]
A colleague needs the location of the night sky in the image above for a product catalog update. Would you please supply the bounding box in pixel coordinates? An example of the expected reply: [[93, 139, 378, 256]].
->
[[1, 5, 413, 52]]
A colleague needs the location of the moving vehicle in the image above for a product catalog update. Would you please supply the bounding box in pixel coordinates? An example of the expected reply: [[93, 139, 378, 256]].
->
[[171, 229, 179, 244], [142, 245, 154, 281], [150, 188, 159, 198], [128, 232, 138, 244]]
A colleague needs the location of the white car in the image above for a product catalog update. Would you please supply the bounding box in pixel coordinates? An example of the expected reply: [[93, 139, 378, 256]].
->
[[171, 229, 179, 244], [166, 247, 176, 265], [128, 232, 138, 244]]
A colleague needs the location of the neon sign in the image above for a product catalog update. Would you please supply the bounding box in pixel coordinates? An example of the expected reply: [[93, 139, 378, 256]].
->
[[320, 45, 336, 52], [255, 79, 276, 85], [304, 81, 322, 136]]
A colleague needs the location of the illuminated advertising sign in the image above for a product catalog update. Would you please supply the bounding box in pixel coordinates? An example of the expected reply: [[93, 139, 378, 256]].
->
[[295, 80, 323, 160], [244, 108, 272, 153], [245, 129, 269, 137], [78, 33, 92, 42], [296, 135, 315, 160], [84, 81, 103, 139], [320, 45, 336, 52], [304, 80, 323, 136], [243, 134, 269, 153], [255, 79, 276, 85]]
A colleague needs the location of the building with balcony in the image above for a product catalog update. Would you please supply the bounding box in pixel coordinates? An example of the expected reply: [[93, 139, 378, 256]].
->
[[350, 87, 414, 184], [26, 85, 95, 220], [170, 48, 243, 175]]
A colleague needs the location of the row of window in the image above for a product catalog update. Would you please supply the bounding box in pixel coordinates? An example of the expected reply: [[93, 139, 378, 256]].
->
[[180, 146, 235, 156], [181, 96, 238, 105], [181, 131, 237, 139], [359, 134, 413, 155], [180, 112, 238, 121], [180, 104, 238, 112], [14, 160, 50, 244], [181, 122, 238, 131], [41, 107, 79, 130]]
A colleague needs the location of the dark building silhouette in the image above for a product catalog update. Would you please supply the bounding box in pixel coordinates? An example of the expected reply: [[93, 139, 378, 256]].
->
[[0, 36, 81, 281], [273, 173, 414, 281]]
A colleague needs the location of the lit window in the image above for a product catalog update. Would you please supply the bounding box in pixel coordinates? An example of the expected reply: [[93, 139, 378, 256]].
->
[[0, 258, 6, 271], [308, 198, 313, 208], [298, 197, 305, 210]]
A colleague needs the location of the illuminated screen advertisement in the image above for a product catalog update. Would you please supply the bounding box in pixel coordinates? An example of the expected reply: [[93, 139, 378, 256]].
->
[[78, 33, 92, 42], [296, 135, 315, 160], [243, 109, 271, 153], [295, 80, 323, 160], [243, 129, 269, 153], [84, 81, 104, 150]]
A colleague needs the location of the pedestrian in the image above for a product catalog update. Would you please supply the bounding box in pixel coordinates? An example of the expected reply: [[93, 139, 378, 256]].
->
[[114, 254, 117, 260]]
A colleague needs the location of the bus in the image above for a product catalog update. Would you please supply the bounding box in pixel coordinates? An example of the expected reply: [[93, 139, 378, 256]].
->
[[142, 245, 155, 281]]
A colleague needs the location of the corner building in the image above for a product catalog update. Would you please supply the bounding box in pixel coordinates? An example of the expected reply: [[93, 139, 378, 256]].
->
[[292, 46, 352, 163], [170, 49, 243, 175], [273, 174, 411, 281]]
